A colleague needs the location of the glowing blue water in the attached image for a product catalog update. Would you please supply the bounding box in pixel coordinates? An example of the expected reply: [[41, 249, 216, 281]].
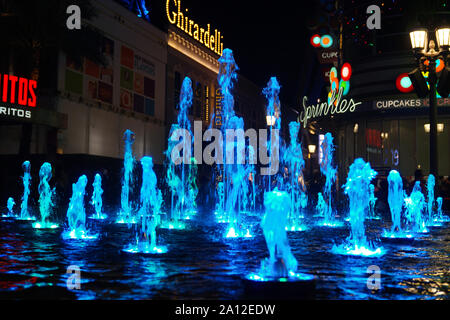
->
[[4, 197, 15, 217], [64, 175, 98, 240], [315, 193, 326, 217], [383, 170, 411, 238], [434, 197, 449, 222], [117, 130, 136, 224], [216, 49, 253, 238], [332, 158, 385, 257], [218, 49, 238, 226], [223, 116, 254, 238], [318, 133, 337, 227], [18, 161, 34, 221], [90, 174, 106, 220], [367, 184, 380, 220], [282, 121, 307, 231], [405, 181, 428, 233], [33, 162, 58, 229], [426, 174, 437, 226], [164, 77, 197, 229], [124, 157, 166, 254], [247, 188, 313, 282], [263, 77, 281, 191]]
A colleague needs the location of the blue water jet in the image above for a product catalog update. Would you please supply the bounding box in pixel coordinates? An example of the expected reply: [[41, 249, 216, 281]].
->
[[90, 174, 106, 220], [63, 175, 98, 240], [263, 77, 281, 191], [434, 197, 449, 222], [216, 49, 253, 238], [404, 181, 428, 233], [163, 77, 197, 229], [367, 184, 380, 220], [426, 174, 437, 226], [382, 170, 411, 238], [124, 157, 167, 254], [315, 192, 326, 217], [332, 158, 385, 257], [246, 188, 313, 282], [224, 116, 253, 238], [117, 130, 136, 224], [318, 133, 339, 227], [17, 161, 34, 221], [283, 121, 307, 231], [33, 162, 58, 229], [3, 197, 15, 217], [217, 49, 238, 227]]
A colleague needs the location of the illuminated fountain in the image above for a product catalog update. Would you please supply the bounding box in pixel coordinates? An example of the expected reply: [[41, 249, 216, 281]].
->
[[2, 197, 15, 218], [89, 174, 107, 220], [17, 161, 35, 221], [217, 48, 238, 228], [263, 77, 281, 192], [315, 193, 326, 217], [332, 158, 385, 257], [434, 197, 449, 222], [215, 181, 225, 220], [283, 121, 307, 231], [317, 133, 341, 227], [33, 162, 58, 229], [405, 181, 428, 233], [185, 157, 199, 220], [117, 130, 136, 224], [63, 175, 98, 240], [425, 174, 441, 227], [248, 146, 257, 213], [382, 170, 412, 239], [163, 77, 198, 229], [366, 184, 380, 220], [246, 188, 314, 283], [225, 116, 253, 238], [124, 157, 166, 254], [214, 49, 254, 238]]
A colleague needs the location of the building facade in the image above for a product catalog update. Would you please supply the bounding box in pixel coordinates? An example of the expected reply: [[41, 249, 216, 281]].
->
[[300, 0, 450, 185], [0, 0, 265, 165]]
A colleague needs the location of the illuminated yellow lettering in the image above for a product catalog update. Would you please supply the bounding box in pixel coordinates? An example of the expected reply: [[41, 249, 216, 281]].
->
[[210, 35, 215, 51], [189, 20, 194, 36], [200, 28, 205, 44], [193, 24, 199, 40], [177, 1, 184, 30], [166, 1, 225, 54], [204, 24, 210, 48], [215, 29, 218, 53], [166, 0, 177, 24]]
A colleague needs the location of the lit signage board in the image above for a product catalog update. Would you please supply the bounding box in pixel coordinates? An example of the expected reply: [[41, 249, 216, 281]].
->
[[375, 98, 450, 109], [0, 74, 37, 120], [166, 0, 224, 56], [298, 87, 362, 127]]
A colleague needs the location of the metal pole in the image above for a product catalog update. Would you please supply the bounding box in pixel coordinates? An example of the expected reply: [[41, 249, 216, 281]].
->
[[429, 58, 439, 177]]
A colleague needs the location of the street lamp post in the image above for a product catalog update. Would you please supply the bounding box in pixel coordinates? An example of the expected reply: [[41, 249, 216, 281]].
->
[[409, 28, 450, 177]]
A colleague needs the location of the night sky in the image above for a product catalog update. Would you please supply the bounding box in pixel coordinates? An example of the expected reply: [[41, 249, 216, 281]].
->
[[150, 0, 319, 108]]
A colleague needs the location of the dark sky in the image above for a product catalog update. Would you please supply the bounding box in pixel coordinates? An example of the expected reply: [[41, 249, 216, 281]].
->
[[151, 0, 319, 106]]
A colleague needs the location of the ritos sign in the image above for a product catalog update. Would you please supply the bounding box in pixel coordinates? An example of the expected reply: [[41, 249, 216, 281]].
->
[[0, 74, 37, 119], [166, 0, 224, 56]]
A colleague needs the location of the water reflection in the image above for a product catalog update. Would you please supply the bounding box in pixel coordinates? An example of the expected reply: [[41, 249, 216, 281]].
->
[[0, 215, 449, 299]]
